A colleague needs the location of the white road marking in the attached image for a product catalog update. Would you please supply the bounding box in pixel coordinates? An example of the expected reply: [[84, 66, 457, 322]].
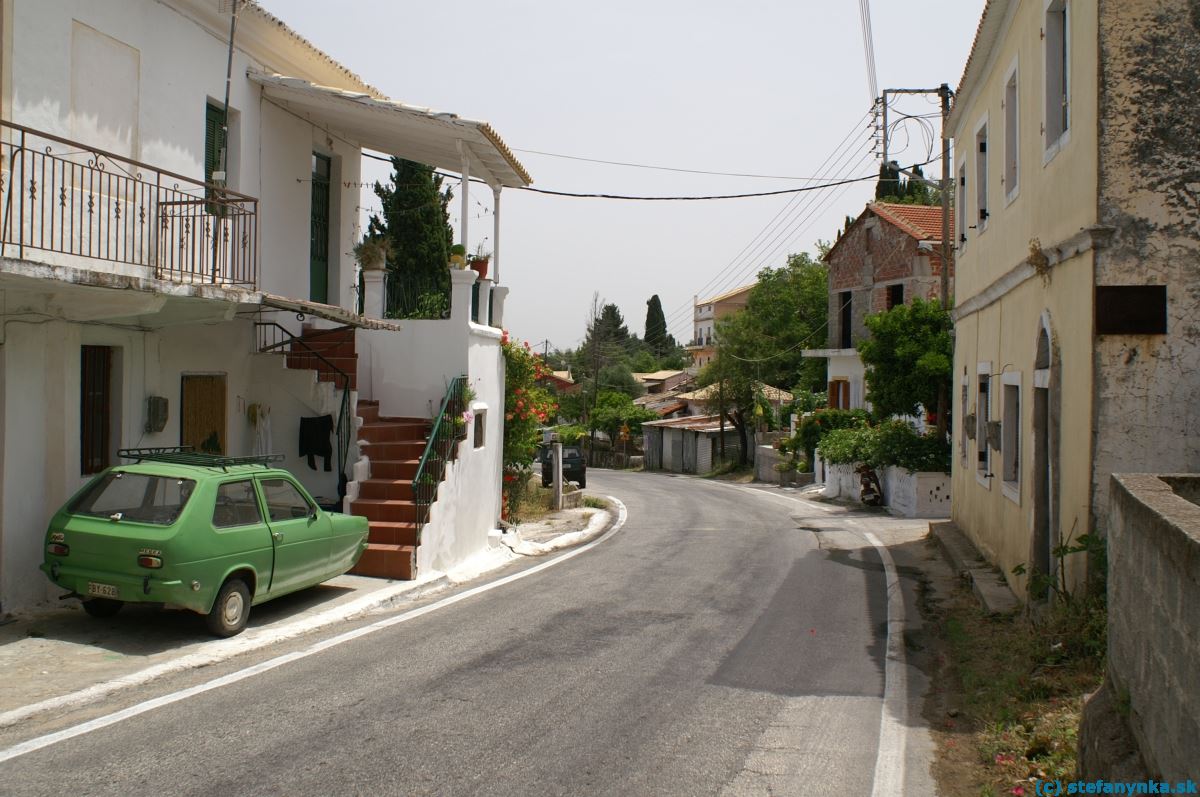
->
[[720, 482, 912, 796], [0, 497, 628, 765]]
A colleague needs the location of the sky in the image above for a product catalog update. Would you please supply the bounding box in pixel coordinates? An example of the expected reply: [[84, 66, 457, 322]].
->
[[258, 0, 985, 352]]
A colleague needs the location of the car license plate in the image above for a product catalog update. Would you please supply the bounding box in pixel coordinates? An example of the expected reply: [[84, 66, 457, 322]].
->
[[87, 582, 119, 599]]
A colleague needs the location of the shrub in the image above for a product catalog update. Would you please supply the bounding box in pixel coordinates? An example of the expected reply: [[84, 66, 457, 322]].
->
[[817, 419, 950, 472], [793, 408, 870, 460]]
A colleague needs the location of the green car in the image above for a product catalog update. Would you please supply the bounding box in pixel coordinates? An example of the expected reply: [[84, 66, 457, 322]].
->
[[41, 449, 369, 637]]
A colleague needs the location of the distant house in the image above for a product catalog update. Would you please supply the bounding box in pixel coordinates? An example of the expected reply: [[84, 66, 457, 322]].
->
[[542, 370, 580, 394], [676, 383, 794, 418], [801, 202, 953, 410], [686, 283, 755, 370], [632, 370, 691, 394], [633, 391, 689, 419]]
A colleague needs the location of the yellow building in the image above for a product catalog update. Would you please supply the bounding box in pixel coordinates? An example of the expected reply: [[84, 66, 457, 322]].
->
[[948, 0, 1198, 599], [686, 283, 755, 370]]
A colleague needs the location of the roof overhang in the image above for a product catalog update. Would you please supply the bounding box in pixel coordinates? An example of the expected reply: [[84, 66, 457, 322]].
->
[[248, 70, 531, 188], [259, 294, 401, 331], [947, 1, 1016, 134]]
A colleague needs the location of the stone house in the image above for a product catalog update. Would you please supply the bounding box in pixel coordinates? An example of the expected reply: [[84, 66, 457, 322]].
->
[[947, 0, 1200, 598], [0, 0, 530, 613], [801, 202, 952, 409]]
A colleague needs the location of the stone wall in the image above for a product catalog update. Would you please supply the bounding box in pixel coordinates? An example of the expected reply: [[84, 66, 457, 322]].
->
[[1102, 473, 1200, 780], [1091, 0, 1200, 535]]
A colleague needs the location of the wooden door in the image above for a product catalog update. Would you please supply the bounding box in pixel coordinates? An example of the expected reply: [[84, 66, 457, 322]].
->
[[309, 153, 331, 304], [181, 374, 226, 454]]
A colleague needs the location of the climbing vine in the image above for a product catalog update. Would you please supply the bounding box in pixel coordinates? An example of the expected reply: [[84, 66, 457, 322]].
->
[[501, 331, 557, 521]]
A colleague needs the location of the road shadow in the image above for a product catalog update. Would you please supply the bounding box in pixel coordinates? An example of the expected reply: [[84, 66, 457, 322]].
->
[[0, 582, 355, 655]]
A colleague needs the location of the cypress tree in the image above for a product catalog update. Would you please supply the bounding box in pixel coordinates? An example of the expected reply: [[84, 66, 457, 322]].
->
[[644, 295, 669, 356]]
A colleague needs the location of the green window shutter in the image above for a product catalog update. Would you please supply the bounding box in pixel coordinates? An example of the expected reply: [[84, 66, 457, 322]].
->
[[204, 103, 225, 183]]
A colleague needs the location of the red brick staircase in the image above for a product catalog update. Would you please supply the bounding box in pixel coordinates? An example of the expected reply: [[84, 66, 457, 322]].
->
[[347, 401, 437, 580]]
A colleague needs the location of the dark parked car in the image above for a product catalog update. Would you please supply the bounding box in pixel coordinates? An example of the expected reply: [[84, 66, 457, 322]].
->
[[540, 445, 586, 488]]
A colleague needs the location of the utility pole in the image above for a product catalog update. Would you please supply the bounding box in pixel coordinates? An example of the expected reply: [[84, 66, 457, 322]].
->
[[879, 85, 955, 439]]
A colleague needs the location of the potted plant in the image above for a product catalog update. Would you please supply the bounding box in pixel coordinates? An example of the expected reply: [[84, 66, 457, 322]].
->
[[449, 243, 467, 268], [353, 235, 394, 271], [468, 245, 491, 280]]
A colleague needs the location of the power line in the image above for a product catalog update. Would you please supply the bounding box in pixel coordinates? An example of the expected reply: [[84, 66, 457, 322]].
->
[[859, 0, 880, 103], [510, 148, 860, 181], [362, 148, 878, 202], [662, 114, 878, 335], [660, 110, 874, 331]]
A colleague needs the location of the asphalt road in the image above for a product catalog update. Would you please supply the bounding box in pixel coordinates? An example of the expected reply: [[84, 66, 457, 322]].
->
[[0, 470, 936, 796]]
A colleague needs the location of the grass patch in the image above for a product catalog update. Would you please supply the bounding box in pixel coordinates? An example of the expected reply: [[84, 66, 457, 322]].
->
[[511, 484, 554, 524], [930, 585, 1106, 796], [582, 496, 608, 510], [703, 460, 754, 481]]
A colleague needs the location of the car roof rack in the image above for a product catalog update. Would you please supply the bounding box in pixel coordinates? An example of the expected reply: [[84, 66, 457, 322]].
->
[[117, 447, 285, 470]]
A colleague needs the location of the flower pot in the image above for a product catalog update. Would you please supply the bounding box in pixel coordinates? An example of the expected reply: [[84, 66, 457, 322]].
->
[[469, 258, 489, 280]]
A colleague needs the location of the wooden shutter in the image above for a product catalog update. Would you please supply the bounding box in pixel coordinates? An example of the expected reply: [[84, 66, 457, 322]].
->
[[204, 103, 225, 184], [81, 346, 112, 474]]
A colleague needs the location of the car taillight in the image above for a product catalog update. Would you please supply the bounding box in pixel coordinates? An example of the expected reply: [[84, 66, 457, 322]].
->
[[47, 543, 69, 556], [138, 555, 163, 569]]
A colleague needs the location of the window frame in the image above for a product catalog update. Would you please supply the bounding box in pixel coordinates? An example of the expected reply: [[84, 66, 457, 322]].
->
[[974, 115, 990, 234], [1003, 57, 1020, 206], [956, 163, 968, 251], [976, 362, 992, 489], [1001, 370, 1022, 504], [1043, 0, 1071, 163]]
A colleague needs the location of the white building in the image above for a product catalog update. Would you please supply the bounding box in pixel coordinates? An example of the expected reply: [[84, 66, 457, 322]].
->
[[0, 0, 530, 614]]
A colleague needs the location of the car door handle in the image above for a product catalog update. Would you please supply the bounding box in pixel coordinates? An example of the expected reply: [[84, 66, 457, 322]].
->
[[272, 532, 283, 541]]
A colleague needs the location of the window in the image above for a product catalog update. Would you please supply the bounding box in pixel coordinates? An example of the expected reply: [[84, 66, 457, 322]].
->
[[960, 372, 970, 464], [957, 164, 968, 249], [828, 380, 850, 410], [259, 479, 313, 521], [1045, 0, 1069, 150], [204, 102, 226, 185], [81, 345, 113, 475], [839, 291, 853, 349], [977, 371, 991, 477], [1002, 375, 1021, 498], [213, 480, 264, 528], [886, 283, 904, 309], [975, 121, 989, 230], [1004, 64, 1019, 201], [70, 472, 195, 525], [473, 408, 486, 449]]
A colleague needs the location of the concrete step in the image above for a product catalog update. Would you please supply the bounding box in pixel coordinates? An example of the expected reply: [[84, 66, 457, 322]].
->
[[367, 521, 420, 547], [361, 440, 426, 460], [351, 543, 417, 580], [368, 459, 421, 480], [358, 422, 429, 443], [349, 498, 420, 523], [357, 401, 380, 424], [357, 478, 418, 501]]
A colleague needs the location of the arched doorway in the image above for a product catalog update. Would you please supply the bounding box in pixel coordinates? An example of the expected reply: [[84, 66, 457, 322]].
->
[[1030, 316, 1057, 600]]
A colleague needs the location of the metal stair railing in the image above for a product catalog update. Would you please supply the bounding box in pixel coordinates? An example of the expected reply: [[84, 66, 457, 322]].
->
[[254, 322, 353, 493], [411, 376, 467, 532]]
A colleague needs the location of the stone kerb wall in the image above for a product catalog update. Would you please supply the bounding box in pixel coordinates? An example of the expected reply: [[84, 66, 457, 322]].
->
[[882, 467, 951, 518], [1106, 474, 1200, 780]]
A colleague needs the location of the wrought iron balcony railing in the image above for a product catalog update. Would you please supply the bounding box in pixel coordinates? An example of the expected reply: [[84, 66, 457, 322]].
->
[[0, 120, 258, 287]]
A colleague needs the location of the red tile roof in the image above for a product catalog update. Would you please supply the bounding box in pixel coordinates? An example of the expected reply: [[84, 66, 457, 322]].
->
[[872, 202, 954, 242]]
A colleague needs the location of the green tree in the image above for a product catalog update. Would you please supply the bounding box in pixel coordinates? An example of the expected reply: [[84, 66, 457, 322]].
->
[[644, 295, 670, 357], [857, 298, 952, 426], [588, 391, 657, 440], [366, 158, 454, 317], [696, 342, 756, 465]]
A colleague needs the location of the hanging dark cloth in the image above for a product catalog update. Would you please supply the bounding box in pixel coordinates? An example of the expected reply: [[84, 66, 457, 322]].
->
[[299, 415, 334, 471]]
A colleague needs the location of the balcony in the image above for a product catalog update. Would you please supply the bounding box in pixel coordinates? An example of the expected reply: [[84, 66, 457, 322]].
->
[[0, 120, 258, 288]]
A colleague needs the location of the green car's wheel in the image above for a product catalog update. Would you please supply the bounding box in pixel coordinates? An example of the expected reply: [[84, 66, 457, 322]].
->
[[82, 598, 123, 618], [205, 578, 251, 637]]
